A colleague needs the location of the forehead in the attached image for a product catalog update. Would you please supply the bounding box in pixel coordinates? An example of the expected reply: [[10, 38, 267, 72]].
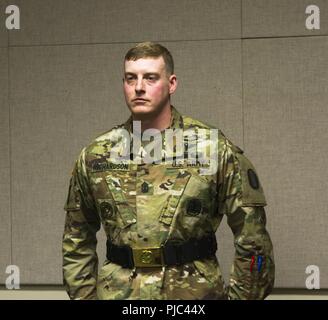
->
[[124, 56, 165, 74]]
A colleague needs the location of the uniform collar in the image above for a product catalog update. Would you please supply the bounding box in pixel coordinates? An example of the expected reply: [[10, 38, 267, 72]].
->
[[123, 105, 184, 133]]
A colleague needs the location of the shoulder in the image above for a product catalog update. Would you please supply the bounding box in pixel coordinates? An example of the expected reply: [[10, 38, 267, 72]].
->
[[218, 133, 267, 207], [83, 124, 127, 156], [182, 114, 216, 130], [181, 113, 244, 153], [74, 123, 128, 173]]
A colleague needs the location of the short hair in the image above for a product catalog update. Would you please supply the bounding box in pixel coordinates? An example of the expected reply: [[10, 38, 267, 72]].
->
[[124, 41, 174, 75]]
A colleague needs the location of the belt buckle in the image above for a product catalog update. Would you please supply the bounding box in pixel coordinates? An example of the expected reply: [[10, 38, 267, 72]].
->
[[132, 247, 163, 267]]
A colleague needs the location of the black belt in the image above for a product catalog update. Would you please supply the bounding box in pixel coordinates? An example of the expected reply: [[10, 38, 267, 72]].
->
[[106, 234, 217, 268]]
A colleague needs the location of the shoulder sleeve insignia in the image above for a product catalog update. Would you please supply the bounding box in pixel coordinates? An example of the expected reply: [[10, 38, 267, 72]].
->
[[247, 168, 260, 190], [235, 152, 267, 207]]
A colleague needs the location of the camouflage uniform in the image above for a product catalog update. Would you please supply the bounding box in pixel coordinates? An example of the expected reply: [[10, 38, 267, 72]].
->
[[62, 106, 275, 300]]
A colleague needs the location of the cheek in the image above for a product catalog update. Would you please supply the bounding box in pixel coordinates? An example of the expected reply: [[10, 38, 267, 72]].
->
[[149, 84, 168, 99], [123, 84, 133, 97]]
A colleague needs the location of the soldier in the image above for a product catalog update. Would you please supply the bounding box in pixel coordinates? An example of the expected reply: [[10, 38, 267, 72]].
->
[[62, 42, 275, 300]]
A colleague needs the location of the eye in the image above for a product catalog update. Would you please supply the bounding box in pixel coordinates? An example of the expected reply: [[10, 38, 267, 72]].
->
[[125, 75, 136, 84], [146, 75, 158, 82]]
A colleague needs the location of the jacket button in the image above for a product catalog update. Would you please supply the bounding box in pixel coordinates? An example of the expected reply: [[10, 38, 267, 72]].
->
[[141, 182, 149, 193]]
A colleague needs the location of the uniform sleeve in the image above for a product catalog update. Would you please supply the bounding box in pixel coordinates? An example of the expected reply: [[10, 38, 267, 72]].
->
[[218, 140, 275, 300], [62, 148, 101, 300]]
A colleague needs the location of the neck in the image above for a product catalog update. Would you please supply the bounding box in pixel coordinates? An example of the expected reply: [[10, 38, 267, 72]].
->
[[133, 104, 172, 132]]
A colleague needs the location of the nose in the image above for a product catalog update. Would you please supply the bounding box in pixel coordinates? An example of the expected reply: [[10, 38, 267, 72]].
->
[[135, 77, 145, 93]]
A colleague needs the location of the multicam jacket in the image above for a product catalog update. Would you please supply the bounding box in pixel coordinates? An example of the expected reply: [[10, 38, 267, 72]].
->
[[62, 106, 275, 300]]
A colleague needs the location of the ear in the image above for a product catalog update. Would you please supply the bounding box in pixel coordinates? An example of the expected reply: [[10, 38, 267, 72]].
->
[[168, 74, 178, 95]]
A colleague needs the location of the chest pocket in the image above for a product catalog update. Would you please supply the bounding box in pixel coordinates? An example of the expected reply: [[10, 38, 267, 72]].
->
[[105, 174, 136, 228], [181, 174, 216, 217], [158, 170, 191, 226]]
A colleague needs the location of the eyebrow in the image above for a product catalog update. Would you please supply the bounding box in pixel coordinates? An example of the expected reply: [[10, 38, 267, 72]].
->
[[124, 72, 160, 76]]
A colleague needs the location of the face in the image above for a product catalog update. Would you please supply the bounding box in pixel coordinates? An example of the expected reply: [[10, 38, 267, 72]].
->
[[123, 56, 177, 119]]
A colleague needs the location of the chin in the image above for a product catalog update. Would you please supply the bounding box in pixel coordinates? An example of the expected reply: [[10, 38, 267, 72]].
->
[[130, 105, 156, 118]]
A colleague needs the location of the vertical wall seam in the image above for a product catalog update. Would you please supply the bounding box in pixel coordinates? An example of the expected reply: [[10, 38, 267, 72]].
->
[[241, 0, 245, 150], [7, 23, 12, 268]]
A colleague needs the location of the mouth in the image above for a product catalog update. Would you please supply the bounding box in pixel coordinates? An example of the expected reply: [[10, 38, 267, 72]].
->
[[132, 98, 149, 103]]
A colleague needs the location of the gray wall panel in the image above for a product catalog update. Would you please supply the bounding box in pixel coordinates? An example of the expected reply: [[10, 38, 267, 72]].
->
[[243, 0, 328, 38], [0, 48, 11, 284], [0, 2, 8, 47], [169, 40, 243, 145], [9, 0, 240, 46], [243, 37, 328, 288], [216, 216, 235, 286]]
